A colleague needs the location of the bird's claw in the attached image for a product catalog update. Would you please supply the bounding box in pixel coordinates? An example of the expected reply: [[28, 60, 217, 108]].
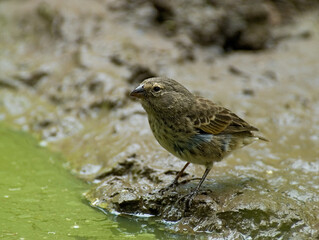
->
[[159, 182, 178, 194], [175, 191, 198, 210]]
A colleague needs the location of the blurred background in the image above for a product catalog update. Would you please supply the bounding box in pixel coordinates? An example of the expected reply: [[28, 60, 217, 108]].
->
[[0, 0, 319, 239]]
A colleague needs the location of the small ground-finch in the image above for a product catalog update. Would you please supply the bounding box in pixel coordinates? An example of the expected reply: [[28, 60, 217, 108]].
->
[[130, 77, 267, 204]]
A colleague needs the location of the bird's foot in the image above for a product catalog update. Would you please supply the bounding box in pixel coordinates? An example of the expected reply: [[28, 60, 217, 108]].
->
[[159, 181, 179, 194], [175, 190, 198, 210]]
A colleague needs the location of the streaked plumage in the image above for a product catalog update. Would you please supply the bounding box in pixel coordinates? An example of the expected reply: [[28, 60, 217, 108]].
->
[[130, 77, 267, 204]]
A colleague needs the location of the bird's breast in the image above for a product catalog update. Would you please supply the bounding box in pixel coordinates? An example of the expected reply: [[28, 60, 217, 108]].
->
[[148, 115, 191, 152], [147, 114, 220, 165]]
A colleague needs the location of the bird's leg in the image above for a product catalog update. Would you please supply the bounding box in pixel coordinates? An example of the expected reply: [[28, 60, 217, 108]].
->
[[172, 162, 190, 185], [183, 167, 212, 208], [160, 162, 190, 194]]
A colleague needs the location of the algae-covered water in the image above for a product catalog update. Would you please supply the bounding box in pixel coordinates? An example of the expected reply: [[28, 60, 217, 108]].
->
[[0, 124, 155, 239]]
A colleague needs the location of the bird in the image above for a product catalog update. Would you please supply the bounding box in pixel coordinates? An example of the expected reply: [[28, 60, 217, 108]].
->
[[130, 77, 267, 205]]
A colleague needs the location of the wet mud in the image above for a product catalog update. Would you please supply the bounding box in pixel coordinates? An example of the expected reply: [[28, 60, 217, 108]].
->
[[0, 0, 319, 238]]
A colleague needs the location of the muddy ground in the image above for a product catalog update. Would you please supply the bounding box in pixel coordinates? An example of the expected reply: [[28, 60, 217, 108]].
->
[[0, 0, 319, 238]]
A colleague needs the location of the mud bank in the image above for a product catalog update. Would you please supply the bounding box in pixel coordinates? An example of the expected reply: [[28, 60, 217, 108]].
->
[[0, 0, 319, 238]]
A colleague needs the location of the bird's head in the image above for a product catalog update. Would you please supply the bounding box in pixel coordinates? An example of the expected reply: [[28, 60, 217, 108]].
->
[[130, 78, 165, 99], [130, 77, 194, 112]]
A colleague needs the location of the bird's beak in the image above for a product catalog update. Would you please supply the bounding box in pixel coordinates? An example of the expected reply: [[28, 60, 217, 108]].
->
[[130, 84, 145, 98]]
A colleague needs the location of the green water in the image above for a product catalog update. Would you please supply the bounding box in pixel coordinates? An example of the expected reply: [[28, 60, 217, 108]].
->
[[0, 125, 155, 239]]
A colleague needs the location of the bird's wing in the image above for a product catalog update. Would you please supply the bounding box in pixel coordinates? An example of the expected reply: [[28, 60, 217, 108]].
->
[[190, 97, 258, 135]]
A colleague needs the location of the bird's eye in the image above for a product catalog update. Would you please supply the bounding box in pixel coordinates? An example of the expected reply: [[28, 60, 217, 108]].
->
[[153, 86, 161, 92]]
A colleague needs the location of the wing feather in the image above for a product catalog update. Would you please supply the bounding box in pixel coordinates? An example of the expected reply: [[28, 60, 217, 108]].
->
[[191, 97, 258, 135]]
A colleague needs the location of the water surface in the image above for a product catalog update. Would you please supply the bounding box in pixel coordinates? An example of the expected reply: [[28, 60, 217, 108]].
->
[[0, 124, 155, 239]]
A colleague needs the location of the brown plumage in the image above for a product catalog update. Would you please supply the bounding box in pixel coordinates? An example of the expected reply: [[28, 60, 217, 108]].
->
[[130, 77, 267, 205]]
